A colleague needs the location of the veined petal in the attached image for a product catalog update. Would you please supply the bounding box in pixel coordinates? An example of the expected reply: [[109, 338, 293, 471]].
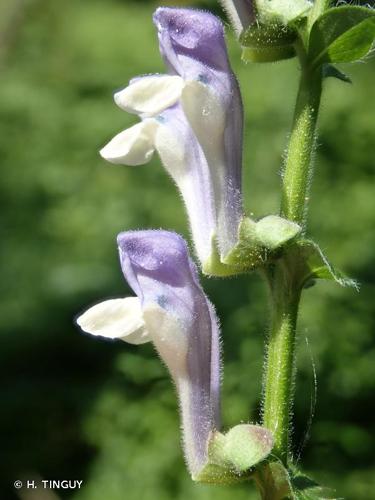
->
[[117, 230, 221, 476], [76, 297, 150, 344], [154, 105, 216, 264], [143, 303, 188, 379], [100, 120, 157, 166], [182, 80, 243, 259], [114, 75, 185, 117]]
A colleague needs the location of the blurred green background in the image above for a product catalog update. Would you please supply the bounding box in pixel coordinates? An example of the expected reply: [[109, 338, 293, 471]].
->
[[0, 0, 374, 499]]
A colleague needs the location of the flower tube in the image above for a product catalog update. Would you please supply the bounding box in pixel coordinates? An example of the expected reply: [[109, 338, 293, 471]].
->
[[100, 8, 244, 269]]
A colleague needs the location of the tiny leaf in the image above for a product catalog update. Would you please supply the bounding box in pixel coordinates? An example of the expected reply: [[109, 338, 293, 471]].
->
[[295, 240, 358, 290], [309, 6, 375, 67], [292, 474, 343, 499], [322, 64, 352, 83], [255, 461, 293, 500]]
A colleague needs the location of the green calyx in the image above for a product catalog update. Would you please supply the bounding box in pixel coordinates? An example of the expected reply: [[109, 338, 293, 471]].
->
[[194, 424, 274, 485], [222, 215, 302, 269], [238, 0, 314, 63], [202, 216, 302, 277], [240, 22, 297, 63]]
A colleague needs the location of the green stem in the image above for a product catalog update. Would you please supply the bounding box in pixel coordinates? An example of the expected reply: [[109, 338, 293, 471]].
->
[[261, 61, 323, 465], [280, 62, 322, 225], [262, 263, 300, 464]]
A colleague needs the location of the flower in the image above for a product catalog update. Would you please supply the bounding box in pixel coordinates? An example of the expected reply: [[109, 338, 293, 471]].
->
[[76, 230, 221, 477], [100, 8, 244, 270]]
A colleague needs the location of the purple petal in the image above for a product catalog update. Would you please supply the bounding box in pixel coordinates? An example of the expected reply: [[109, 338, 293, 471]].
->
[[153, 8, 229, 75], [117, 230, 221, 475]]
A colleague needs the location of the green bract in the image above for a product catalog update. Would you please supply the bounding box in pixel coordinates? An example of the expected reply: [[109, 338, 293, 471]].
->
[[279, 239, 358, 292], [308, 6, 375, 67], [322, 64, 351, 84], [295, 239, 358, 290], [292, 473, 342, 499], [203, 216, 301, 276], [254, 462, 293, 500], [240, 22, 297, 63]]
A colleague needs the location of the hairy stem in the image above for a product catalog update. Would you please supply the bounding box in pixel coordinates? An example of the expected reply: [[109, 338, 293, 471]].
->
[[280, 63, 322, 226], [263, 263, 301, 463], [261, 62, 323, 465]]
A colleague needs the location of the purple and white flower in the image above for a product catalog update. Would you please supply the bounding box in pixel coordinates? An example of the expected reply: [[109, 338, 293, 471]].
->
[[76, 230, 221, 477], [100, 8, 244, 270]]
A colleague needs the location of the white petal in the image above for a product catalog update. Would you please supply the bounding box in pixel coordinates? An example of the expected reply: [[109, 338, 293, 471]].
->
[[114, 75, 185, 117], [142, 303, 188, 379], [77, 297, 150, 344], [154, 118, 215, 263], [154, 121, 186, 178], [181, 81, 227, 222], [181, 80, 226, 163], [100, 120, 158, 166]]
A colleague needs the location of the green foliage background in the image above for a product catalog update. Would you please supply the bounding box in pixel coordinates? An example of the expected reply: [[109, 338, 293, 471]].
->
[[0, 0, 374, 499]]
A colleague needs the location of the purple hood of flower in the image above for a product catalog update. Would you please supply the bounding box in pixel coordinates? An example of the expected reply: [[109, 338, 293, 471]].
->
[[154, 7, 230, 74]]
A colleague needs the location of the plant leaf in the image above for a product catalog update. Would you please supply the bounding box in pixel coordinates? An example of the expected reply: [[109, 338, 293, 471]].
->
[[292, 473, 343, 499], [295, 240, 358, 290], [308, 6, 375, 67], [322, 64, 352, 83], [254, 461, 294, 500]]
